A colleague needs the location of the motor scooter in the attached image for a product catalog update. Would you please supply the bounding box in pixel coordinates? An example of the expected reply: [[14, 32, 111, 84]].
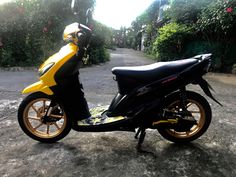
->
[[18, 0, 221, 150]]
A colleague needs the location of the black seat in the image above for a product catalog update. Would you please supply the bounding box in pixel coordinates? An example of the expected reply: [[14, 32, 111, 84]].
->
[[112, 58, 198, 82]]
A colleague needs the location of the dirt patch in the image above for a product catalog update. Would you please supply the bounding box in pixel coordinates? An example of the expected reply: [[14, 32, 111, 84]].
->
[[206, 72, 236, 86]]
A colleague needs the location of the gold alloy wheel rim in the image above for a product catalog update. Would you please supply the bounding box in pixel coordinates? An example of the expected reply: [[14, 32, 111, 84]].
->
[[23, 98, 67, 139], [166, 99, 206, 138]]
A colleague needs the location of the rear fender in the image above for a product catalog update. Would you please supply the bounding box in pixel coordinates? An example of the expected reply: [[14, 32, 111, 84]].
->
[[195, 77, 222, 106], [22, 81, 53, 95]]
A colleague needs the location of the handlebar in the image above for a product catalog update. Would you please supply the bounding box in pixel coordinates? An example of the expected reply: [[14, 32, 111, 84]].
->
[[76, 24, 92, 48]]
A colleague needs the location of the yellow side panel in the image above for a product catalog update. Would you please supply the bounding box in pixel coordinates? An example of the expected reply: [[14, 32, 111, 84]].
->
[[39, 43, 78, 87], [22, 81, 53, 95]]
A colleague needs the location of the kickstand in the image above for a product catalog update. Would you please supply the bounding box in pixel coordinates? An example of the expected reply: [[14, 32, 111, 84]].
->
[[135, 128, 142, 139], [135, 128, 146, 152]]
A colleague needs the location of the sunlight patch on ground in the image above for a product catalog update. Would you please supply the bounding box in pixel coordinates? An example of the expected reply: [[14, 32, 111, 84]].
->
[[0, 99, 21, 112]]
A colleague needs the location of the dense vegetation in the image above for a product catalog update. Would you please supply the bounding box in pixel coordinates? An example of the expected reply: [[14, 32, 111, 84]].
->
[[126, 0, 236, 73], [0, 0, 111, 67]]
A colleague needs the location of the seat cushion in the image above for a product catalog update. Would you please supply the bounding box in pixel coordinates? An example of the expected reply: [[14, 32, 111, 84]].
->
[[112, 58, 198, 82]]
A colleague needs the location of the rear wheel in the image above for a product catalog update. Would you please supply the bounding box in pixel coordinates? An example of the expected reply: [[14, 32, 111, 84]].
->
[[158, 91, 212, 143], [18, 92, 71, 143]]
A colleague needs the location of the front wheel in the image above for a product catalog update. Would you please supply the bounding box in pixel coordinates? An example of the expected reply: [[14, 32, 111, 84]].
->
[[18, 92, 71, 143], [158, 91, 212, 143]]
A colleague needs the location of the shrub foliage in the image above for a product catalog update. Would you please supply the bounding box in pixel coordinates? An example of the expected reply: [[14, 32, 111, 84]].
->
[[0, 0, 110, 67], [153, 23, 193, 61], [129, 0, 236, 72]]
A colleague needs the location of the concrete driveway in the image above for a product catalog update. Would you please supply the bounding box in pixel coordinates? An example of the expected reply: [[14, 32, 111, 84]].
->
[[0, 48, 236, 177]]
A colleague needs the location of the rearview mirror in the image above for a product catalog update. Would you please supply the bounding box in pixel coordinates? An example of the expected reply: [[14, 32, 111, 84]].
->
[[71, 0, 78, 14], [86, 8, 93, 26]]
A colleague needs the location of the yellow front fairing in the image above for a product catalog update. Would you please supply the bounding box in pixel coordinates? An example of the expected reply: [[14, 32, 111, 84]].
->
[[22, 43, 78, 95], [22, 80, 53, 95]]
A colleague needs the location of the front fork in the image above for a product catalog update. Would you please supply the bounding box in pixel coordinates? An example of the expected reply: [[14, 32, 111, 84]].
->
[[41, 101, 57, 123]]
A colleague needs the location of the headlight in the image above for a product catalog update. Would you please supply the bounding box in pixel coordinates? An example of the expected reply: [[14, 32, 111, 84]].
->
[[39, 63, 54, 77], [63, 22, 80, 42]]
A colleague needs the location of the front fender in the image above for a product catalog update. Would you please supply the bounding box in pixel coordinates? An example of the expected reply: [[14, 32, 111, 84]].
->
[[22, 81, 53, 95]]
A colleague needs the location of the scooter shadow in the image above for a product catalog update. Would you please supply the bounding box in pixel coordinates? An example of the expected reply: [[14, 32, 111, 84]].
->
[[32, 139, 236, 177], [144, 142, 236, 176]]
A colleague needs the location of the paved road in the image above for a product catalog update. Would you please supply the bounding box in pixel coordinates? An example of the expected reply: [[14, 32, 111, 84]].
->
[[0, 48, 236, 177]]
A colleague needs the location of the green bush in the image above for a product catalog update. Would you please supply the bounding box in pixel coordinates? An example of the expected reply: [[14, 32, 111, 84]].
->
[[184, 40, 222, 69], [232, 64, 236, 74], [0, 0, 110, 67], [88, 47, 110, 64], [0, 0, 74, 66], [87, 23, 111, 64], [143, 24, 156, 55], [196, 0, 236, 72], [165, 0, 213, 25], [152, 23, 193, 61]]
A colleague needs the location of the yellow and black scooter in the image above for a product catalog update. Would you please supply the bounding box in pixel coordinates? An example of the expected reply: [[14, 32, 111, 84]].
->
[[18, 0, 220, 149]]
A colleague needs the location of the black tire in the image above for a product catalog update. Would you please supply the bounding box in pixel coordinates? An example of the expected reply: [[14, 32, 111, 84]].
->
[[158, 91, 212, 143], [18, 92, 71, 143]]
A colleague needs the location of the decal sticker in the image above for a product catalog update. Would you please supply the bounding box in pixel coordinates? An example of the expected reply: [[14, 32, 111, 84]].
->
[[137, 86, 151, 96], [77, 105, 125, 126]]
